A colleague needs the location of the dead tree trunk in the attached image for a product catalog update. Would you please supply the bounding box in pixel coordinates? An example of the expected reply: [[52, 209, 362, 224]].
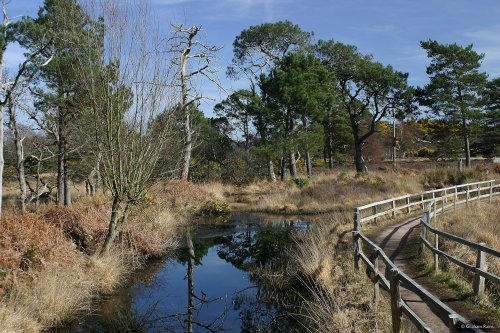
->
[[186, 232, 195, 333], [173, 25, 221, 181], [268, 160, 276, 182], [57, 107, 66, 205], [0, 103, 3, 217], [95, 151, 101, 194], [289, 150, 297, 178], [8, 100, 27, 212], [180, 103, 192, 180]]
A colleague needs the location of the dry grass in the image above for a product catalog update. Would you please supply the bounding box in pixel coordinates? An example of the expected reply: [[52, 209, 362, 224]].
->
[[430, 201, 500, 304], [0, 180, 217, 332], [256, 211, 393, 333], [421, 168, 486, 189], [224, 170, 424, 214], [200, 181, 230, 201], [0, 253, 126, 332]]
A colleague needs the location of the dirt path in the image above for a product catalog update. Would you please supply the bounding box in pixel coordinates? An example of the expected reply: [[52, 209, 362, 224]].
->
[[369, 217, 498, 333]]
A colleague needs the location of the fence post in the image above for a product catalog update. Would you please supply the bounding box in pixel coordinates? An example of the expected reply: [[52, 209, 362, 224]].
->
[[448, 314, 459, 333], [473, 243, 486, 298], [454, 187, 457, 210], [490, 181, 493, 203], [373, 249, 380, 304], [353, 208, 361, 271], [466, 187, 469, 206], [422, 211, 430, 253], [441, 193, 445, 214], [373, 206, 378, 224], [433, 200, 437, 224], [406, 197, 411, 214], [421, 193, 424, 210], [434, 233, 439, 272], [392, 200, 396, 218], [389, 268, 402, 333], [477, 183, 481, 202]]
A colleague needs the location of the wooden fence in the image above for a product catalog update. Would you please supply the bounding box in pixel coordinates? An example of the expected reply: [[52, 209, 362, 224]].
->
[[353, 179, 500, 333], [420, 201, 500, 298]]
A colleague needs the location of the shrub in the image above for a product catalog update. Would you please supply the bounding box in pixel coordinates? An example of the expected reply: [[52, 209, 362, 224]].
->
[[416, 146, 438, 158], [200, 200, 231, 216], [422, 168, 482, 189], [312, 159, 327, 168], [289, 178, 310, 189], [493, 164, 500, 174]]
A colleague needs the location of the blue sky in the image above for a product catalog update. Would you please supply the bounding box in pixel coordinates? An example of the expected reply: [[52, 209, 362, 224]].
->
[[6, 0, 500, 116]]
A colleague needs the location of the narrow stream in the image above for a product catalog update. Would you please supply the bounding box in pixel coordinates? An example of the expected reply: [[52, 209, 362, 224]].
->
[[57, 213, 316, 333]]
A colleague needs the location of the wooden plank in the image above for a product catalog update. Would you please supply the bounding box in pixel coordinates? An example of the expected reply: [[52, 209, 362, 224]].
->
[[358, 233, 396, 270], [397, 270, 472, 327], [389, 268, 403, 333], [400, 301, 432, 333], [422, 222, 500, 257], [378, 273, 390, 291], [360, 252, 375, 273], [476, 268, 500, 285], [357, 179, 497, 212], [473, 245, 486, 297], [359, 184, 499, 224]]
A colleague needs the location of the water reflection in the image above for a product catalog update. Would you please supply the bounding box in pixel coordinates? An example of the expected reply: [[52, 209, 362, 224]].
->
[[58, 214, 313, 333]]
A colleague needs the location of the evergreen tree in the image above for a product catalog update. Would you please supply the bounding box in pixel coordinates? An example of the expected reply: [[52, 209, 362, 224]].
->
[[419, 40, 488, 167], [17, 0, 97, 205], [260, 52, 335, 178], [316, 40, 409, 173], [477, 77, 500, 156]]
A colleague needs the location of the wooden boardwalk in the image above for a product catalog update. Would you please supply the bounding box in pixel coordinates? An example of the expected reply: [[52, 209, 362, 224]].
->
[[353, 180, 500, 333], [370, 217, 498, 332]]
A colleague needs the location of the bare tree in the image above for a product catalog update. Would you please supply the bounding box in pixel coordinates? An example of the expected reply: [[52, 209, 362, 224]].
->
[[6, 91, 28, 212], [169, 24, 222, 181], [80, 0, 177, 254], [0, 1, 53, 216]]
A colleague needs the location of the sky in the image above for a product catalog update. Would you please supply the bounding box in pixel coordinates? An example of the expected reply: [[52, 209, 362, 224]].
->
[[5, 0, 500, 116]]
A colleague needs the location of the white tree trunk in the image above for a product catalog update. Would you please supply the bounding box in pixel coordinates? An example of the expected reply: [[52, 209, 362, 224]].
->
[[0, 52, 4, 217], [268, 159, 276, 182]]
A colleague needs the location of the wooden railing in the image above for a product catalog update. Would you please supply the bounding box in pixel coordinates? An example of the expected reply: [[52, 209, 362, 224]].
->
[[353, 179, 500, 333], [420, 200, 500, 298]]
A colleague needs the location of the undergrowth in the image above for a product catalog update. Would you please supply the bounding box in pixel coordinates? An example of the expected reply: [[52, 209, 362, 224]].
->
[[0, 179, 224, 332]]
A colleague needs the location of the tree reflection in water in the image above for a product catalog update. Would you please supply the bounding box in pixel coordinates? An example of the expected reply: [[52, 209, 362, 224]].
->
[[58, 217, 309, 333]]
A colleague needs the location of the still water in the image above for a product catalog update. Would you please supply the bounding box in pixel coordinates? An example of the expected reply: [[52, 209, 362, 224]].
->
[[59, 213, 315, 333]]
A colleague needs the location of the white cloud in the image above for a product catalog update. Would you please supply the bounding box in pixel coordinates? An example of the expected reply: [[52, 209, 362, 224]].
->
[[464, 25, 500, 43], [153, 0, 292, 22]]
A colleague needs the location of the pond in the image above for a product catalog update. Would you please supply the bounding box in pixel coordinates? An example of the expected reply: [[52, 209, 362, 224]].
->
[[56, 213, 317, 333]]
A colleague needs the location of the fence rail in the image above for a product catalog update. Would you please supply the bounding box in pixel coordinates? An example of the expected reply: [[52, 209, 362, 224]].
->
[[353, 179, 500, 333], [420, 199, 500, 297]]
